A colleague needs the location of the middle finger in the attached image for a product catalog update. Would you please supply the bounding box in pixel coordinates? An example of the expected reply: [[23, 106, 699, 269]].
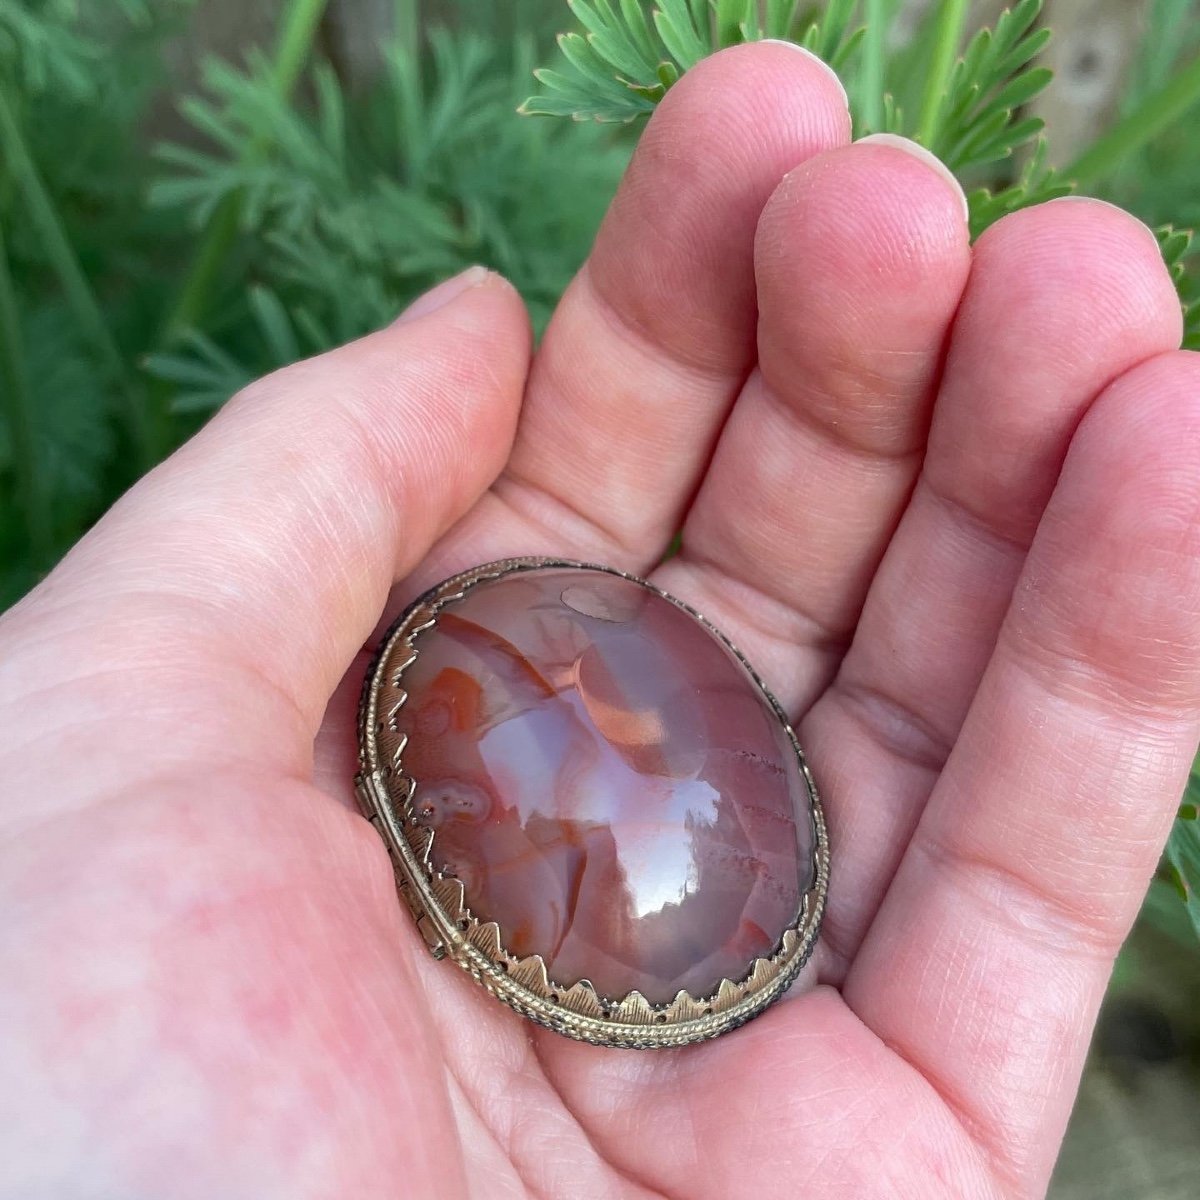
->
[[655, 135, 971, 714]]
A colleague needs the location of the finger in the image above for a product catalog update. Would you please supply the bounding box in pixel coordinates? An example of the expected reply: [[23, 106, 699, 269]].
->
[[0, 272, 531, 825], [654, 135, 971, 715], [397, 42, 851, 599], [803, 198, 1182, 974], [845, 350, 1200, 1193]]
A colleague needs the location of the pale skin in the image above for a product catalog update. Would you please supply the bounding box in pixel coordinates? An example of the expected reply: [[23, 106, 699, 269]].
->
[[3, 42, 1200, 1199]]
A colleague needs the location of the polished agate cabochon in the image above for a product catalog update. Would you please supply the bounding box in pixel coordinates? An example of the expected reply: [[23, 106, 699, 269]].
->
[[396, 566, 816, 1006]]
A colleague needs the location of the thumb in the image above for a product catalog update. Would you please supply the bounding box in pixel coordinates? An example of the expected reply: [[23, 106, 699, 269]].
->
[[0, 269, 530, 813]]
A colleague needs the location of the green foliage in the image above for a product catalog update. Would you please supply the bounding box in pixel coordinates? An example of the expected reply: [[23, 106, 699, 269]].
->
[[525, 1, 1065, 236], [1158, 225, 1200, 350], [522, 0, 862, 121], [0, 0, 158, 96], [965, 138, 1068, 239], [0, 0, 191, 581], [942, 5, 1052, 169], [0, 0, 96, 95], [0, 1, 628, 605], [143, 28, 629, 408], [524, 0, 1200, 252], [1168, 784, 1200, 940]]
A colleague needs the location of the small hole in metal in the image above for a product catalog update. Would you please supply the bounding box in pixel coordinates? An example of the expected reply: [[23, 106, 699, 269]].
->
[[549, 991, 560, 1003], [654, 1014, 667, 1024], [702, 1006, 713, 1017], [457, 918, 470, 931]]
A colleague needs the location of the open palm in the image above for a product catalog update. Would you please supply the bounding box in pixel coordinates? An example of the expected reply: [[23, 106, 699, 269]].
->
[[4, 44, 1199, 1200]]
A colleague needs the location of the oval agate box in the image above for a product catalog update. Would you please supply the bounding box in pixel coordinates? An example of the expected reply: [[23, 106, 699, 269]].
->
[[356, 559, 827, 1047]]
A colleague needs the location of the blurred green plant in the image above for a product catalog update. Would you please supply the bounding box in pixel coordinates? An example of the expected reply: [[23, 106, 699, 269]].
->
[[1, 0, 185, 578], [0, 0, 630, 603], [144, 29, 629, 409], [4, 0, 1200, 936]]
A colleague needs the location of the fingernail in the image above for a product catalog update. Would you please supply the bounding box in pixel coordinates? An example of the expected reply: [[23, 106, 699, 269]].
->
[[397, 266, 491, 323], [856, 133, 970, 223], [759, 40, 849, 110], [1047, 195, 1162, 250]]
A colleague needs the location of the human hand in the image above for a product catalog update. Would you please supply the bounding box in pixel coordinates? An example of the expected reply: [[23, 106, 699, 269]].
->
[[2, 43, 1197, 1200]]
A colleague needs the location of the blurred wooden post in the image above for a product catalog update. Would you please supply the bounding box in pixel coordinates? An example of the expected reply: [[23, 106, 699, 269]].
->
[[1032, 0, 1150, 168]]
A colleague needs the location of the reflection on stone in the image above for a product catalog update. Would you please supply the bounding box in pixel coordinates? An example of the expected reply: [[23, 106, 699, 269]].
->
[[397, 567, 815, 1005]]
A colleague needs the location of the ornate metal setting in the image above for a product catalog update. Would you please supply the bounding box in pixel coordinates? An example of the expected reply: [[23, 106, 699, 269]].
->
[[356, 558, 829, 1048]]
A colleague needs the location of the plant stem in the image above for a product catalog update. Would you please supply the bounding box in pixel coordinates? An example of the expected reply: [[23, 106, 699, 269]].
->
[[395, 0, 419, 77], [0, 215, 53, 565], [859, 0, 889, 132], [269, 0, 331, 98], [1066, 51, 1200, 188], [160, 0, 331, 343], [916, 0, 969, 151], [393, 0, 422, 182], [0, 82, 153, 467]]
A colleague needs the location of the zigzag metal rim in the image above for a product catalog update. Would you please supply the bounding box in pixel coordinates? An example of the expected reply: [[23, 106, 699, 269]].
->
[[356, 557, 830, 1048]]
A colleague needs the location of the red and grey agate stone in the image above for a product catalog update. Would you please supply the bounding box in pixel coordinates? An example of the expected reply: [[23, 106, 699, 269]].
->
[[397, 565, 815, 1006]]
